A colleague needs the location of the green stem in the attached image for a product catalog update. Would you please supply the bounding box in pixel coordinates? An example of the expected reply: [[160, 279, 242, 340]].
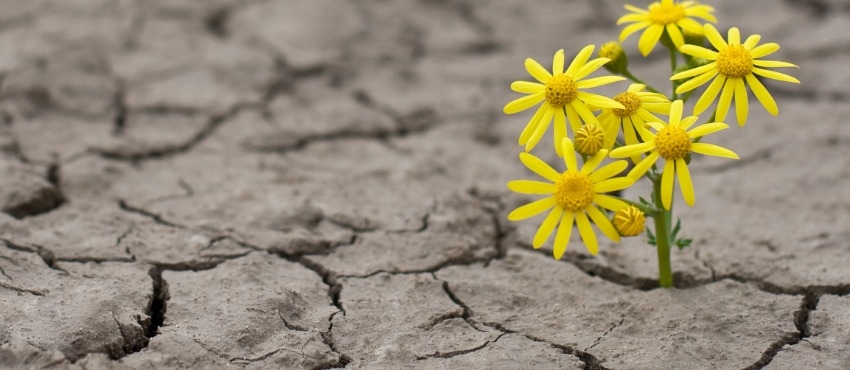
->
[[621, 69, 661, 94], [652, 175, 674, 288]]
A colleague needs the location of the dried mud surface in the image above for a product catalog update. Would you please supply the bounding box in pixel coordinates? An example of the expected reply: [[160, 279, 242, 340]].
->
[[0, 0, 848, 369]]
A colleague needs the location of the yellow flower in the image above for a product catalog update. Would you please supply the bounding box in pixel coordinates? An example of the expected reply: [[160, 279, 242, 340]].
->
[[609, 100, 738, 210], [507, 139, 634, 259], [597, 84, 672, 163], [671, 24, 800, 126], [618, 0, 717, 56], [503, 46, 626, 156]]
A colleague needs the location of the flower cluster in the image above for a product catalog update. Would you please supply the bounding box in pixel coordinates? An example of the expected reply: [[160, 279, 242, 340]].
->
[[503, 0, 798, 287]]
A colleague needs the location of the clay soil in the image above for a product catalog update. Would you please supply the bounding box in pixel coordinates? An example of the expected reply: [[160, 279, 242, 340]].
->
[[1, 1, 848, 369]]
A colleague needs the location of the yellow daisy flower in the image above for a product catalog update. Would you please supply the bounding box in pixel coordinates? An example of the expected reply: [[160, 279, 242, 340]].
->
[[609, 100, 738, 210], [671, 24, 800, 126], [503, 46, 626, 156], [618, 0, 717, 56], [597, 83, 672, 162], [507, 139, 634, 259]]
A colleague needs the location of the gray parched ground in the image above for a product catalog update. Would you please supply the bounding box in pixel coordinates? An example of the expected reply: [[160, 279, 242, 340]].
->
[[0, 0, 848, 369]]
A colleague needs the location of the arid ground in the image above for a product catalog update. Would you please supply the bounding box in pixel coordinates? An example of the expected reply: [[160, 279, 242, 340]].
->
[[0, 0, 848, 369]]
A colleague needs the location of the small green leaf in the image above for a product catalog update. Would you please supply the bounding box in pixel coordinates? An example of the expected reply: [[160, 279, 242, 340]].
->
[[671, 218, 682, 241], [646, 226, 656, 246], [675, 238, 693, 250]]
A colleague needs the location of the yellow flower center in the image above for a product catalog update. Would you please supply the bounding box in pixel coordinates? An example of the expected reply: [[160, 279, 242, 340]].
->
[[716, 45, 753, 78], [648, 2, 685, 25], [545, 74, 578, 107], [554, 171, 595, 212], [613, 206, 645, 237], [575, 124, 606, 156], [612, 92, 641, 117], [654, 125, 691, 160]]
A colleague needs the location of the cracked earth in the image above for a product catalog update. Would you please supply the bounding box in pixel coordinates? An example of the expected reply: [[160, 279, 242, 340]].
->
[[0, 0, 848, 369]]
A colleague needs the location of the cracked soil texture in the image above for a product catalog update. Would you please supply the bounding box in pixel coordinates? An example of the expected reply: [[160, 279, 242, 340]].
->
[[0, 0, 848, 369]]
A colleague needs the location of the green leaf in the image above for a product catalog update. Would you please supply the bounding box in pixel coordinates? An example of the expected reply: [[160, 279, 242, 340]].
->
[[671, 218, 682, 241], [675, 238, 693, 250], [646, 226, 656, 246]]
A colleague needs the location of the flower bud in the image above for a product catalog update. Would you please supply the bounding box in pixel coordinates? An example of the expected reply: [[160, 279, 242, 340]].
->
[[613, 205, 645, 237], [574, 124, 606, 156], [599, 41, 628, 75]]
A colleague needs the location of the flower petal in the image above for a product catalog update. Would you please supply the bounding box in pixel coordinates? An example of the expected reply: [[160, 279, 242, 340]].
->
[[753, 60, 799, 68], [669, 99, 684, 127], [566, 45, 595, 76], [671, 60, 717, 80], [581, 149, 608, 175], [750, 43, 779, 58], [594, 194, 629, 212], [511, 81, 546, 94], [680, 116, 699, 130], [661, 159, 675, 210], [676, 158, 695, 207], [728, 27, 741, 45], [676, 17, 704, 35], [587, 206, 620, 242], [507, 180, 555, 194], [565, 105, 583, 134], [573, 58, 611, 80], [518, 104, 548, 145], [610, 141, 654, 158], [572, 100, 600, 125], [676, 69, 718, 94], [691, 143, 739, 159], [504, 92, 545, 114], [743, 34, 761, 49], [620, 21, 652, 42], [746, 74, 778, 116], [624, 4, 649, 14], [594, 177, 634, 193], [617, 13, 648, 25], [704, 23, 727, 51], [576, 76, 627, 89], [519, 152, 561, 182], [694, 74, 726, 115], [552, 212, 574, 260], [638, 24, 665, 56], [589, 161, 628, 182], [734, 77, 749, 126], [525, 58, 552, 84], [575, 211, 599, 255], [716, 77, 737, 123], [629, 151, 660, 179], [508, 196, 556, 221], [644, 121, 666, 132], [524, 106, 555, 152], [562, 139, 578, 172], [577, 92, 624, 109], [688, 122, 729, 139], [533, 207, 564, 248], [666, 23, 685, 48], [553, 107, 567, 157], [553, 49, 565, 75], [752, 67, 800, 84]]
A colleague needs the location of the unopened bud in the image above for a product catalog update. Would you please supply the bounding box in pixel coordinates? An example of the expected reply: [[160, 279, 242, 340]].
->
[[613, 205, 645, 237], [599, 41, 628, 74], [574, 124, 606, 156]]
